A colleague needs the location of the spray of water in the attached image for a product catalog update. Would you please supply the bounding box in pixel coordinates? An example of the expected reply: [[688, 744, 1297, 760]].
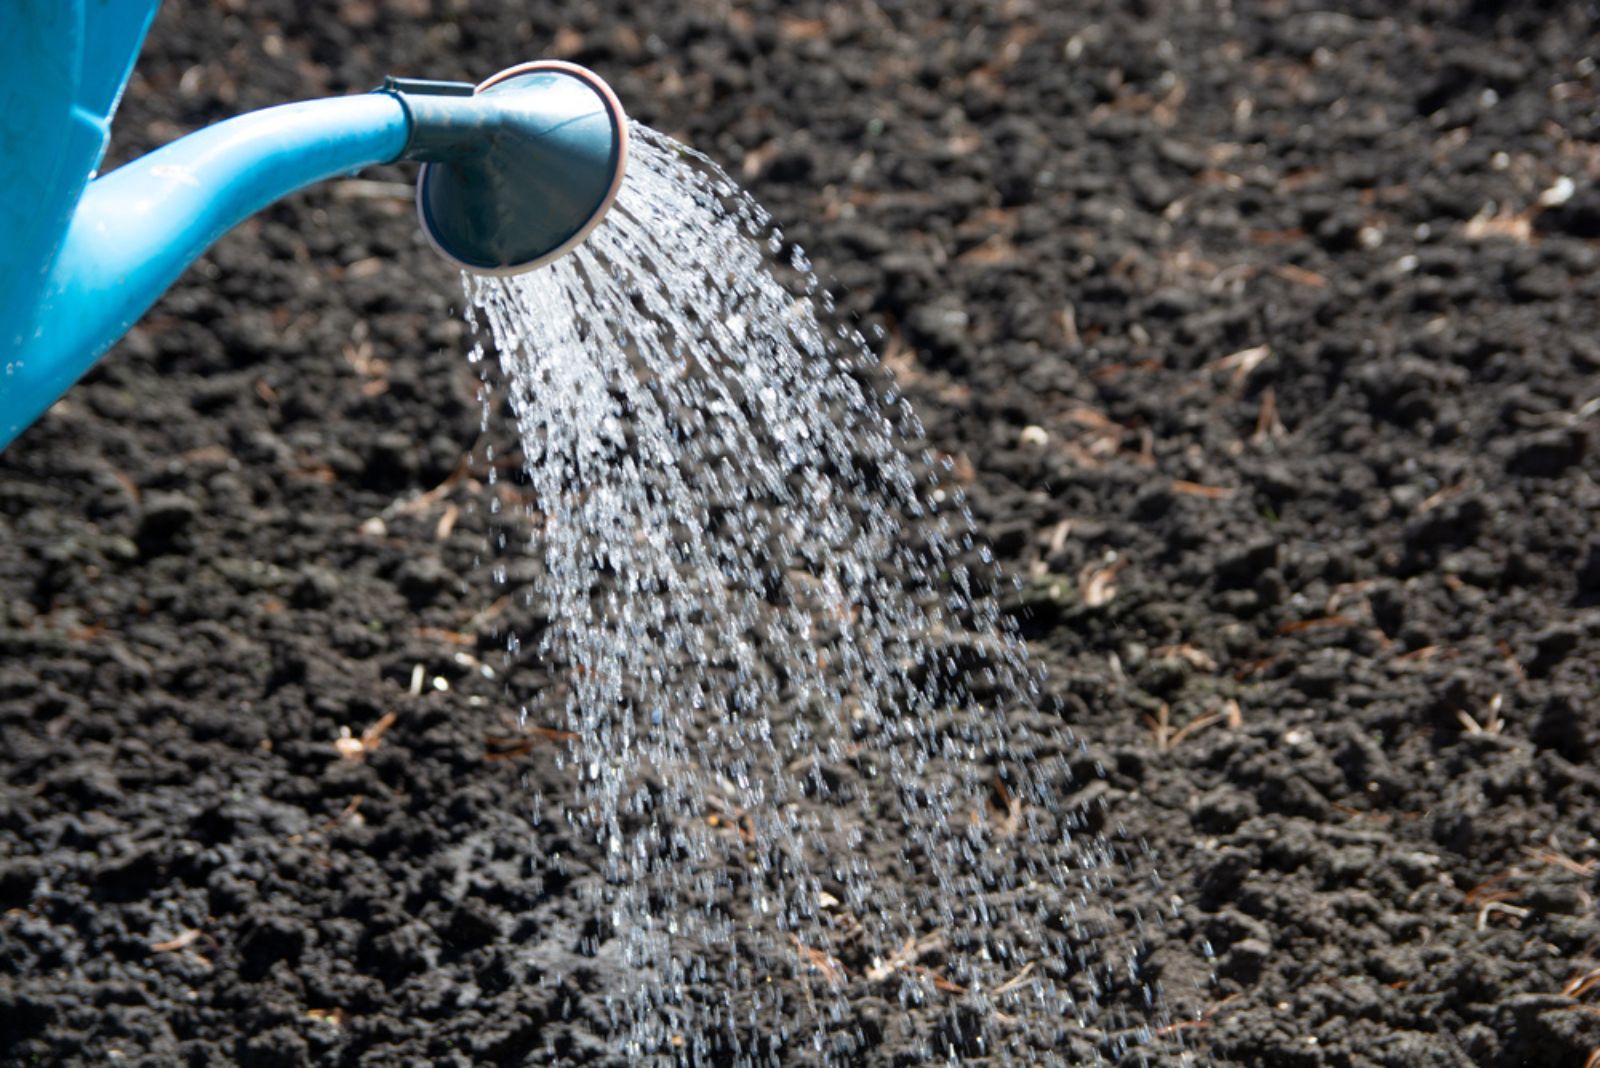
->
[[463, 125, 1172, 1064]]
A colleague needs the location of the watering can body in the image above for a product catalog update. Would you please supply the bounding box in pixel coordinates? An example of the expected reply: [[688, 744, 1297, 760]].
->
[[0, 1, 627, 450], [1, 0, 161, 419]]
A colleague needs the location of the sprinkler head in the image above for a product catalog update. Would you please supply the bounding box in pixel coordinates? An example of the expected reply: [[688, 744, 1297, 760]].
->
[[412, 61, 628, 275]]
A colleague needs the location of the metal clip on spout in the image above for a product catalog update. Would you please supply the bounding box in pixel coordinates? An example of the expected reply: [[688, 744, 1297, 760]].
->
[[381, 61, 630, 276]]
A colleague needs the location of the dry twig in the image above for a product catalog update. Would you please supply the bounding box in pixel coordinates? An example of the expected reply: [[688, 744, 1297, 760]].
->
[[865, 932, 945, 983], [1170, 480, 1236, 499], [1207, 344, 1271, 390], [435, 502, 460, 542], [1165, 710, 1226, 750], [989, 773, 1024, 837], [1564, 968, 1600, 999], [484, 724, 579, 762], [1463, 871, 1519, 908], [790, 934, 848, 987], [992, 961, 1036, 996], [148, 929, 203, 953], [1523, 845, 1597, 877], [1156, 992, 1242, 1036], [415, 627, 476, 647], [1145, 699, 1240, 752], [1278, 615, 1356, 635], [1251, 386, 1287, 442], [1151, 643, 1218, 672]]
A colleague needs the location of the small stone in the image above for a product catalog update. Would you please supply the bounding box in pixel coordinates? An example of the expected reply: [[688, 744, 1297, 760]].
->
[[1283, 727, 1315, 751]]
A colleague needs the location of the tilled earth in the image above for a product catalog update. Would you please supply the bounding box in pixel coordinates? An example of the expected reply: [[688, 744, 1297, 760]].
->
[[5, 1, 1600, 1065]]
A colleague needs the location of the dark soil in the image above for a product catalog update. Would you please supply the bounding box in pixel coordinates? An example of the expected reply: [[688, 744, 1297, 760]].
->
[[5, 0, 1600, 1065]]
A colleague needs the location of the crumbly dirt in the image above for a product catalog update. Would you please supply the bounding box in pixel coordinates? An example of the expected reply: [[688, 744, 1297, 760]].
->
[[4, 1, 1600, 1065]]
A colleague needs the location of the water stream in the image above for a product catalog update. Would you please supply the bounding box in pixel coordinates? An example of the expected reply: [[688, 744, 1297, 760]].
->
[[463, 125, 1171, 1065]]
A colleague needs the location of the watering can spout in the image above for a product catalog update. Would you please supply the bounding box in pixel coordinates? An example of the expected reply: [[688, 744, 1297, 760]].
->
[[397, 63, 630, 275], [1, 56, 628, 449]]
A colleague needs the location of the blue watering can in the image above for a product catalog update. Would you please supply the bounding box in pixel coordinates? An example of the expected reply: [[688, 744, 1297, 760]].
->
[[0, 0, 629, 450]]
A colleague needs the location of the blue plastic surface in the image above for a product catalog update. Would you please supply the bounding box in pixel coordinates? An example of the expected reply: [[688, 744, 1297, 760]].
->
[[1, 0, 160, 380], [2, 95, 410, 448]]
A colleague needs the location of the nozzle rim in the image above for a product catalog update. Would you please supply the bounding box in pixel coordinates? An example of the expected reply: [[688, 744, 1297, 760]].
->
[[415, 60, 629, 276]]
